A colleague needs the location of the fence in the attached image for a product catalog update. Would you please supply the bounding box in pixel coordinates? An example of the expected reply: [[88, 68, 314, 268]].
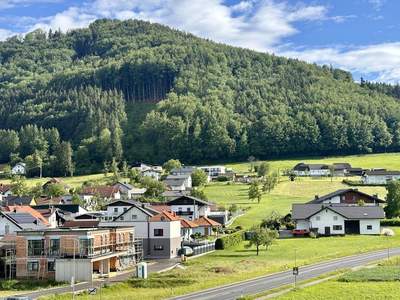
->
[[190, 242, 215, 256]]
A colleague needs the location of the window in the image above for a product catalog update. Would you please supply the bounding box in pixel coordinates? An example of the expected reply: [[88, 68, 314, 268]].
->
[[333, 216, 338, 221], [187, 208, 191, 212], [154, 229, 164, 236], [316, 216, 320, 221], [27, 261, 39, 272], [333, 225, 342, 231], [49, 239, 60, 256], [131, 215, 137, 220], [119, 216, 124, 221], [79, 238, 94, 257], [28, 240, 44, 256], [367, 225, 373, 230], [114, 208, 118, 213], [154, 245, 164, 251], [48, 261, 55, 272], [123, 207, 128, 212]]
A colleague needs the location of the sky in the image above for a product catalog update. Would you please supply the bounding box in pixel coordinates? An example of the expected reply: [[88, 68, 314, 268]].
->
[[0, 0, 399, 83]]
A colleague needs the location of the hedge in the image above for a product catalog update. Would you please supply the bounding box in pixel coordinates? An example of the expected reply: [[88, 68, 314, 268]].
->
[[381, 219, 400, 226], [215, 231, 244, 250]]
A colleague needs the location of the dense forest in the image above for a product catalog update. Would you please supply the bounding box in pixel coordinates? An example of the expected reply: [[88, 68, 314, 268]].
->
[[1, 19, 400, 175]]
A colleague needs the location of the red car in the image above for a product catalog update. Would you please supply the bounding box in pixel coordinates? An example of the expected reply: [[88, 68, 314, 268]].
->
[[292, 229, 310, 236]]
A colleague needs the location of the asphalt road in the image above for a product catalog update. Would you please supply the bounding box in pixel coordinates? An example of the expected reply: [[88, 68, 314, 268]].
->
[[171, 247, 400, 300]]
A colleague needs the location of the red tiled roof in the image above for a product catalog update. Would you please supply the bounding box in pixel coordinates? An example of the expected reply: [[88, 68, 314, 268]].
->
[[180, 218, 199, 228], [0, 183, 11, 193], [62, 220, 100, 228], [193, 216, 221, 227], [4, 206, 50, 226], [149, 204, 171, 213], [150, 210, 181, 222], [82, 186, 119, 198]]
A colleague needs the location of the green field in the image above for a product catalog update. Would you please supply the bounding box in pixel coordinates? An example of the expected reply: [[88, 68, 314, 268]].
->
[[204, 178, 386, 228], [277, 258, 400, 300], [226, 152, 400, 174]]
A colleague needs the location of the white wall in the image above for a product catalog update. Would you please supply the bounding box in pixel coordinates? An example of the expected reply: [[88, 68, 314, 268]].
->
[[0, 217, 20, 236], [363, 175, 400, 184], [150, 221, 181, 239], [309, 209, 345, 235], [360, 219, 380, 234], [55, 259, 92, 282], [295, 220, 310, 230]]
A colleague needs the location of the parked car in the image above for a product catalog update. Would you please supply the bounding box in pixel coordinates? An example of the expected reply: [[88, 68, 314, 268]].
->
[[178, 246, 194, 256], [292, 229, 310, 236], [6, 297, 32, 300]]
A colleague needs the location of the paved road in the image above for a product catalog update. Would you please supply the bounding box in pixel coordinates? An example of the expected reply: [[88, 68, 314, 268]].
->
[[12, 258, 180, 299], [171, 248, 400, 300]]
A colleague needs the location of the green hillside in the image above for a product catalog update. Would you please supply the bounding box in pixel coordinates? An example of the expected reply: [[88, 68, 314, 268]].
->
[[1, 19, 400, 175]]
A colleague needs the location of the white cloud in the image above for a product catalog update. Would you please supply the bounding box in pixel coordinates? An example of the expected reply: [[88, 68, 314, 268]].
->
[[0, 28, 15, 39], [281, 43, 400, 83], [369, 0, 385, 11], [0, 0, 62, 10]]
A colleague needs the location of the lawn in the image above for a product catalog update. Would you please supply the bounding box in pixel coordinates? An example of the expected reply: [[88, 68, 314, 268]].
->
[[41, 229, 400, 300], [0, 173, 112, 189], [0, 280, 63, 297], [204, 177, 386, 228], [226, 152, 400, 174], [277, 257, 400, 300]]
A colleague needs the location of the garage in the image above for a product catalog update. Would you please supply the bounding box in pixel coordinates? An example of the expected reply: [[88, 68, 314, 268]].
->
[[344, 220, 360, 234]]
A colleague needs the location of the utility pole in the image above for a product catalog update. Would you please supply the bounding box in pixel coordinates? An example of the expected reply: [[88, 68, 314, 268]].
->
[[293, 248, 298, 289]]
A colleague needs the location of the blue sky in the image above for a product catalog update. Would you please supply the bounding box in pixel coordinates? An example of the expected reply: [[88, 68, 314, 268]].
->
[[0, 0, 399, 83]]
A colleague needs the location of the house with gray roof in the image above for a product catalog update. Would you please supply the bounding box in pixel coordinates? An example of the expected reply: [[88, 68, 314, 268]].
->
[[361, 170, 400, 184], [292, 189, 385, 235], [163, 174, 192, 191]]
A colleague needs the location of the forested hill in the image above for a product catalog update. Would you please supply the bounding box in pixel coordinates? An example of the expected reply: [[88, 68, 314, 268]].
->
[[0, 19, 400, 175]]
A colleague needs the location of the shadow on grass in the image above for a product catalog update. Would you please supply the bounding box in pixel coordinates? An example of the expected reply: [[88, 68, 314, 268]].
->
[[128, 273, 196, 288]]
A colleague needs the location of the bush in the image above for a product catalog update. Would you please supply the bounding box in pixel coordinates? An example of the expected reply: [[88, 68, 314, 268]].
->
[[215, 231, 244, 250], [381, 219, 400, 226], [217, 176, 229, 182], [309, 231, 318, 239]]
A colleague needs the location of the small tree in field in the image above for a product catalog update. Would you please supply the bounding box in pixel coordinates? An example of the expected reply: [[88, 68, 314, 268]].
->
[[191, 169, 208, 187], [249, 181, 262, 203], [163, 159, 182, 173], [257, 162, 270, 178], [246, 226, 278, 255], [385, 181, 400, 218]]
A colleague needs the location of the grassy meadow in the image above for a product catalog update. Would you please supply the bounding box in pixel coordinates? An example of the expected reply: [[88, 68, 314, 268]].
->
[[204, 178, 386, 228], [277, 258, 400, 300]]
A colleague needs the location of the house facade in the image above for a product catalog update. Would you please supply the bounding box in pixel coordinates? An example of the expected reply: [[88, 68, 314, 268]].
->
[[100, 201, 181, 259], [163, 175, 192, 191], [0, 184, 12, 201], [362, 170, 400, 184], [14, 227, 136, 281], [292, 190, 385, 235], [292, 163, 330, 177], [167, 196, 211, 221], [11, 163, 26, 175], [292, 204, 384, 235]]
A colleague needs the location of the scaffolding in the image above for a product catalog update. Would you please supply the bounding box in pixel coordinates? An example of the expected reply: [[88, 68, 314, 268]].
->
[[0, 239, 16, 280]]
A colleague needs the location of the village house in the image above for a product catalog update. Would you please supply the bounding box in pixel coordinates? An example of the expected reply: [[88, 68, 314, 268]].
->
[[100, 200, 181, 259], [171, 166, 196, 176], [292, 163, 330, 177], [13, 226, 136, 282], [1, 195, 36, 206], [0, 184, 12, 201], [361, 170, 400, 184], [292, 190, 385, 235], [11, 162, 26, 175], [0, 209, 49, 236], [180, 218, 199, 241], [141, 168, 162, 181], [163, 174, 192, 191], [332, 163, 352, 176], [192, 216, 221, 236], [80, 185, 121, 208], [167, 195, 211, 221], [309, 189, 385, 206]]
